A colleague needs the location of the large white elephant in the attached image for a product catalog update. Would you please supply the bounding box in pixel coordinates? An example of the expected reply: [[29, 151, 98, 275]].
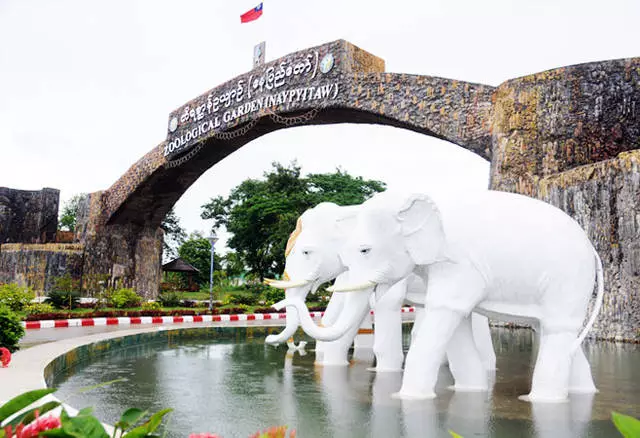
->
[[281, 190, 604, 403], [268, 201, 497, 371]]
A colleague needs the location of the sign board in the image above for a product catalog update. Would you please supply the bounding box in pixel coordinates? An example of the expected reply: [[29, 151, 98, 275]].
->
[[164, 41, 345, 160]]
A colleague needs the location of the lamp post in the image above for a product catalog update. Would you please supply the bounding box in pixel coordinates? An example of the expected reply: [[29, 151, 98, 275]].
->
[[207, 232, 218, 312]]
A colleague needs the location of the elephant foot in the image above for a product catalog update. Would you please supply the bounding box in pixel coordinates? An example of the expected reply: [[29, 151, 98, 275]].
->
[[366, 367, 403, 373], [482, 362, 497, 372], [319, 360, 350, 367], [568, 385, 598, 394], [447, 384, 488, 393], [518, 393, 569, 404], [391, 391, 436, 400]]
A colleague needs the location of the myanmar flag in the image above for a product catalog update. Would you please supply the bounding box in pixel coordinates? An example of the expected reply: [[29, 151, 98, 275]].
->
[[241, 3, 263, 23]]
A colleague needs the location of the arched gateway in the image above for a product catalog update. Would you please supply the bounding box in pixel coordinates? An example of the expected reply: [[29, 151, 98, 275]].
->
[[75, 40, 639, 341]]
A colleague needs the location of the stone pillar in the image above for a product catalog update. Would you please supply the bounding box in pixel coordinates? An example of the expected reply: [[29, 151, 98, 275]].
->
[[490, 59, 640, 341], [75, 191, 162, 299]]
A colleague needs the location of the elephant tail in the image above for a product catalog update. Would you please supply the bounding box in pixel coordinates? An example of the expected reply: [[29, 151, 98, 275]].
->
[[571, 248, 604, 352]]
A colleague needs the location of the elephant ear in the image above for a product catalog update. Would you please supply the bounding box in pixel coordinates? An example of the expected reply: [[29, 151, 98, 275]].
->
[[333, 205, 359, 239], [397, 194, 446, 265]]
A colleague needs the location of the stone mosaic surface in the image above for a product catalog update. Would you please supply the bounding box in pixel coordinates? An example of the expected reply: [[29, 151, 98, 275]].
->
[[0, 243, 84, 293], [503, 151, 640, 341], [0, 187, 59, 244]]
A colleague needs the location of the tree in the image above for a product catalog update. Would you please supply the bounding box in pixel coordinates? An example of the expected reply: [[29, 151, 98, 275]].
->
[[161, 208, 187, 260], [221, 251, 245, 278], [201, 162, 386, 280], [58, 194, 87, 231], [178, 232, 222, 286]]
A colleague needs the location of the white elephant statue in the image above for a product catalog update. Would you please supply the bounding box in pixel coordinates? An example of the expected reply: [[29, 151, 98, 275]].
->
[[282, 190, 604, 403], [267, 201, 496, 371]]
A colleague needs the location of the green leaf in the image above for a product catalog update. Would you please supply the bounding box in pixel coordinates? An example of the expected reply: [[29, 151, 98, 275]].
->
[[77, 378, 127, 395], [0, 388, 56, 424], [40, 428, 73, 437], [122, 409, 172, 438], [144, 409, 172, 434], [77, 407, 94, 416], [612, 411, 640, 438], [449, 430, 464, 438], [4, 400, 60, 429], [61, 414, 109, 438], [115, 408, 147, 431], [121, 425, 148, 438]]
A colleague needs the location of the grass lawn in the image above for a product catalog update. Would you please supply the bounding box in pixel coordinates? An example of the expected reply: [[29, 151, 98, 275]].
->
[[173, 291, 213, 300]]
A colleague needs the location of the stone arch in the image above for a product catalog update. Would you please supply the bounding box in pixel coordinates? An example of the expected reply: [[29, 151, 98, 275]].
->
[[72, 40, 640, 342], [103, 40, 495, 230]]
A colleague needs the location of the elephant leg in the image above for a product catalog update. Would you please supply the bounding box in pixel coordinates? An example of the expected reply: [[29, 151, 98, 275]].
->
[[524, 330, 576, 402], [315, 292, 348, 364], [320, 334, 355, 366], [568, 346, 597, 394], [471, 313, 496, 371], [320, 314, 364, 367], [392, 308, 464, 400], [446, 315, 489, 392], [372, 282, 405, 372], [353, 312, 376, 364]]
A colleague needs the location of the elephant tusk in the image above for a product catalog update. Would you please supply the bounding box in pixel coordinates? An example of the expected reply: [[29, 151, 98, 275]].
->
[[263, 278, 278, 285], [268, 279, 311, 289], [327, 281, 376, 293]]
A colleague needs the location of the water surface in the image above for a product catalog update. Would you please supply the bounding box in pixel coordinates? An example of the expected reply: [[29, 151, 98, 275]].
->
[[52, 327, 640, 437]]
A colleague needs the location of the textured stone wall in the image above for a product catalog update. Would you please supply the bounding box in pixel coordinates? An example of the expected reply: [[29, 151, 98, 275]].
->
[[490, 58, 640, 192], [490, 59, 640, 342], [75, 192, 162, 298], [0, 187, 59, 244], [507, 151, 640, 341], [0, 243, 84, 293]]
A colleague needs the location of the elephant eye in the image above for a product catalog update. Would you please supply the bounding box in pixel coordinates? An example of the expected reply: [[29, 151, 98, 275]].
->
[[302, 250, 311, 256], [360, 247, 371, 255]]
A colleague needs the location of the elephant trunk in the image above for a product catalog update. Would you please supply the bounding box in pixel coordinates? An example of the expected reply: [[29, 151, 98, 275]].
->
[[264, 287, 308, 345], [278, 290, 373, 342]]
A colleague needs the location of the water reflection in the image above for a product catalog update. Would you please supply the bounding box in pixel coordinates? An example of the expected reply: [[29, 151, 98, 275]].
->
[[52, 327, 639, 438]]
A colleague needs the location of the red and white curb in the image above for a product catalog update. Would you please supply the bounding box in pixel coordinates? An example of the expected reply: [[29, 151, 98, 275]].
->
[[21, 307, 416, 330]]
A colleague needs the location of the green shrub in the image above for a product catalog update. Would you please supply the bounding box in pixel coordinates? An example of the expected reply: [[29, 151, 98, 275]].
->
[[158, 291, 182, 307], [141, 301, 162, 311], [0, 305, 25, 352], [110, 288, 142, 309], [227, 292, 259, 306], [52, 273, 79, 293], [243, 282, 270, 295], [44, 289, 80, 310], [263, 288, 285, 305], [0, 283, 34, 312], [24, 302, 56, 316]]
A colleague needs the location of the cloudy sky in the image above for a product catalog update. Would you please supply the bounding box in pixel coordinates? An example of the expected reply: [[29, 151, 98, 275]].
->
[[1, 0, 638, 251]]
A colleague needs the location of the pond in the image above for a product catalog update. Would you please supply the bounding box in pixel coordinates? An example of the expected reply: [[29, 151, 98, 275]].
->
[[50, 326, 640, 438]]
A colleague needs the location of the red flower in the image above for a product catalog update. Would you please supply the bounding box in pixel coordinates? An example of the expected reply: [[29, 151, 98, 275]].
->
[[3, 411, 61, 438], [0, 347, 11, 367]]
